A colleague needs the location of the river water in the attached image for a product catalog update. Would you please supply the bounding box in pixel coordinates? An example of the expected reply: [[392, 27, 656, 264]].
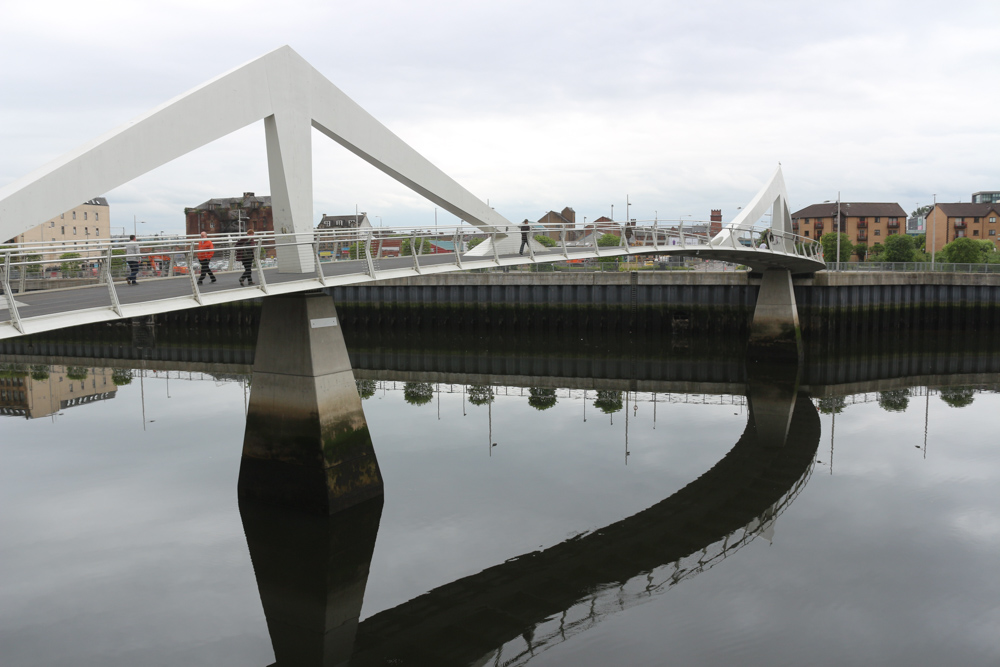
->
[[1, 309, 999, 666]]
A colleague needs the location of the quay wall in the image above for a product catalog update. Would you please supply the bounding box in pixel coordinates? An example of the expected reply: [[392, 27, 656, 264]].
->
[[328, 271, 1000, 336]]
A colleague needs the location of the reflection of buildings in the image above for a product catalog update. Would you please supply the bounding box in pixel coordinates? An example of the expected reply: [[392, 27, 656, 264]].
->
[[0, 366, 116, 419]]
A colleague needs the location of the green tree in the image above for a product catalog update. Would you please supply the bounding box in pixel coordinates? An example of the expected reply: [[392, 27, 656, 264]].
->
[[466, 237, 485, 250], [597, 233, 621, 248], [356, 379, 376, 399], [869, 242, 884, 259], [594, 390, 623, 414], [912, 233, 927, 252], [878, 389, 909, 412], [59, 252, 83, 273], [403, 382, 434, 405], [940, 237, 995, 264], [820, 233, 852, 263], [528, 387, 557, 410], [0, 363, 28, 378], [939, 386, 975, 408], [111, 368, 133, 386], [533, 235, 557, 247], [111, 248, 126, 273], [881, 234, 917, 262], [468, 384, 494, 406], [29, 364, 50, 381], [854, 242, 868, 262], [400, 238, 434, 256], [817, 397, 846, 414]]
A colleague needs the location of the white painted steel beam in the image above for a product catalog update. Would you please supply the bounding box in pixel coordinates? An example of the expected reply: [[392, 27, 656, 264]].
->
[[0, 46, 512, 269]]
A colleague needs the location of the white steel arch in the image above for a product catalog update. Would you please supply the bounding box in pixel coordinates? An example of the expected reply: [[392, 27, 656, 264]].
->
[[0, 46, 513, 272], [711, 165, 795, 253]]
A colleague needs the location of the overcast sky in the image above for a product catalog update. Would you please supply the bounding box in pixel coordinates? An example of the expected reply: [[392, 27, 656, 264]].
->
[[1, 0, 997, 235]]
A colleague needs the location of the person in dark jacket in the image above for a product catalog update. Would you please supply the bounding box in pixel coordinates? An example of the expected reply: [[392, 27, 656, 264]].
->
[[519, 220, 531, 255], [235, 229, 256, 286]]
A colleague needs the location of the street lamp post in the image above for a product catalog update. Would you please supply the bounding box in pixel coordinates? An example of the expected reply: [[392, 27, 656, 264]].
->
[[836, 192, 841, 269], [931, 194, 937, 265]]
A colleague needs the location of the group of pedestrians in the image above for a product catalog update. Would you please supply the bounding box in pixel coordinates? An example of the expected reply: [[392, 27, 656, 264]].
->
[[123, 229, 257, 287]]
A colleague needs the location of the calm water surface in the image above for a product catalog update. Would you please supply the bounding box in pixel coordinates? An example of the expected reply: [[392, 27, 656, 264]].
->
[[1, 342, 999, 665]]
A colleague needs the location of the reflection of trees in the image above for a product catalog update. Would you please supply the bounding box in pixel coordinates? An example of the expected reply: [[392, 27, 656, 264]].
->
[[939, 386, 975, 408], [878, 389, 909, 412], [817, 397, 845, 414], [528, 387, 557, 411], [594, 390, 623, 414], [111, 369, 133, 386], [0, 363, 28, 378], [468, 385, 494, 406], [356, 379, 376, 400], [29, 364, 49, 381], [403, 382, 434, 406], [65, 366, 89, 381]]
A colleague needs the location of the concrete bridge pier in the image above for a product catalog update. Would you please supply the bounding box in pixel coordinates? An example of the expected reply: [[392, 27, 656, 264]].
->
[[748, 268, 803, 363], [240, 496, 382, 667], [238, 292, 383, 514]]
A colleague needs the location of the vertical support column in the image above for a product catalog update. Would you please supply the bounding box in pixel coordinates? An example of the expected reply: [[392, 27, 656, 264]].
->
[[265, 110, 316, 274], [238, 292, 383, 514], [748, 268, 802, 363]]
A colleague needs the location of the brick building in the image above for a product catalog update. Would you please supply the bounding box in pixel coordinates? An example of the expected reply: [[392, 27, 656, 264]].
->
[[924, 203, 1000, 252], [792, 202, 907, 255], [185, 192, 273, 236]]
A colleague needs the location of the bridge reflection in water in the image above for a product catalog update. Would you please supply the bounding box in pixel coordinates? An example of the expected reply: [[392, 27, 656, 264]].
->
[[20, 297, 1000, 664], [230, 293, 820, 666]]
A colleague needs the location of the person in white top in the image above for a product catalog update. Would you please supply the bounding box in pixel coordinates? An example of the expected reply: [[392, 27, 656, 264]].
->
[[125, 235, 141, 285]]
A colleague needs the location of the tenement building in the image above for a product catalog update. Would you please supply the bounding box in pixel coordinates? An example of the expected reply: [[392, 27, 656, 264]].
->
[[6, 198, 111, 261], [184, 192, 273, 236]]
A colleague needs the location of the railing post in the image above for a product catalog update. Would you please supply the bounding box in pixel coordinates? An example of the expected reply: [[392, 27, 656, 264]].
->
[[411, 233, 422, 274], [527, 227, 536, 261], [253, 238, 268, 293], [679, 221, 686, 249], [652, 220, 660, 251], [454, 227, 464, 269], [491, 231, 501, 265], [313, 240, 328, 286], [560, 224, 569, 259], [363, 229, 377, 278], [105, 245, 122, 316], [1, 253, 23, 333], [187, 246, 202, 305]]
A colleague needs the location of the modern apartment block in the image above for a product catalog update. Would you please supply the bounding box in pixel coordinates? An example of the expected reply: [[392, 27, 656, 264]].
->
[[923, 203, 1000, 252], [791, 202, 908, 252]]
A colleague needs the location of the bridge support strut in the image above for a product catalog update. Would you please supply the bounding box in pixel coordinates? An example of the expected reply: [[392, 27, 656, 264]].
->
[[238, 292, 383, 514], [748, 268, 802, 363]]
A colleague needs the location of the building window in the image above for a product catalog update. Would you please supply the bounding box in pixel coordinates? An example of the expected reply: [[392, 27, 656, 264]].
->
[[61, 226, 65, 234], [990, 230, 996, 236], [73, 227, 77, 235], [859, 217, 867, 223], [975, 217, 981, 223], [72, 212, 76, 220], [875, 229, 881, 236], [955, 217, 963, 223], [96, 228, 100, 236], [889, 217, 897, 222], [991, 217, 997, 223], [974, 230, 980, 236], [804, 230, 810, 237], [888, 230, 897, 235], [875, 217, 880, 223], [95, 212, 99, 221], [49, 221, 55, 228], [61, 213, 64, 220], [83, 212, 87, 221]]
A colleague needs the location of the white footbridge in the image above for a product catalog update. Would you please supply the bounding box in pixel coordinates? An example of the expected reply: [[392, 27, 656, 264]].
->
[[0, 46, 823, 340]]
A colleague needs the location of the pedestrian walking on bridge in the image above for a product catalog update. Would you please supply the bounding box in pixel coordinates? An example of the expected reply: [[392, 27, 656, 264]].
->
[[197, 232, 216, 285], [125, 234, 140, 285], [235, 229, 256, 286], [519, 220, 531, 255]]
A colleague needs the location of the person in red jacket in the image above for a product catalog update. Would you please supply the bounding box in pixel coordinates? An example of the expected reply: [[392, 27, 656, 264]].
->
[[197, 231, 216, 285]]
